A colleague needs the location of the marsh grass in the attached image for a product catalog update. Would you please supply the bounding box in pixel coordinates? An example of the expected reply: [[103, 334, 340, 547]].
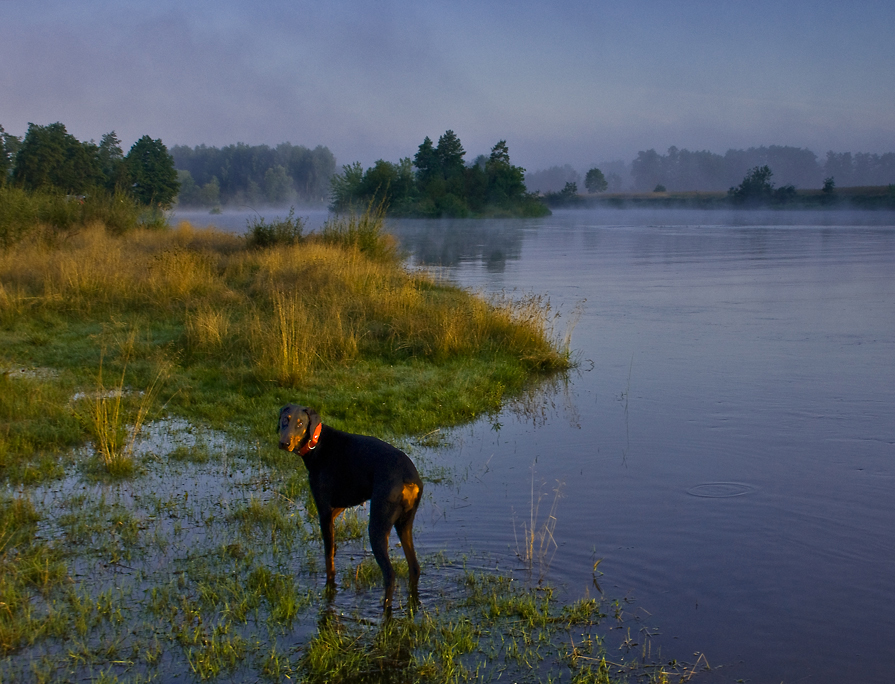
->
[[295, 568, 654, 684], [231, 496, 304, 546], [0, 439, 681, 684], [340, 553, 409, 593]]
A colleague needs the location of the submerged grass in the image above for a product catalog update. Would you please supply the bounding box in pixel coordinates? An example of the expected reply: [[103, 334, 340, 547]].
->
[[0, 423, 692, 683], [0, 495, 68, 657]]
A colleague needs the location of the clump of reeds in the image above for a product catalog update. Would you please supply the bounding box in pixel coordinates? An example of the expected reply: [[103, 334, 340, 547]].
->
[[319, 201, 401, 262], [185, 305, 232, 352], [78, 332, 164, 477], [245, 206, 305, 249], [513, 465, 563, 582]]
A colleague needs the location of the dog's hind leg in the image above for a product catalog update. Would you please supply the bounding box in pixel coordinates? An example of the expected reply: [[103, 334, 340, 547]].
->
[[369, 500, 397, 609], [394, 510, 420, 603]]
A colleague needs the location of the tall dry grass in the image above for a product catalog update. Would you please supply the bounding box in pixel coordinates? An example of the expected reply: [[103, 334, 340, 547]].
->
[[0, 213, 571, 384]]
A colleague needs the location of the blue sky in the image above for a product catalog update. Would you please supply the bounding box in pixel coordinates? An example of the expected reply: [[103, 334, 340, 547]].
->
[[2, 0, 893, 172]]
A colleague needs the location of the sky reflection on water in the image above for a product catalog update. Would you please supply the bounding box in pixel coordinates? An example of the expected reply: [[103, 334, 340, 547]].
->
[[387, 210, 895, 684]]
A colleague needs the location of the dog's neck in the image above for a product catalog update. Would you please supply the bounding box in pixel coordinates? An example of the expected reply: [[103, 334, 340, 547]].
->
[[299, 422, 322, 456]]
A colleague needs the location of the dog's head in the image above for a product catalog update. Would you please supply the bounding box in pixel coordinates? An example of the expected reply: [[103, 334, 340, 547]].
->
[[278, 404, 322, 453]]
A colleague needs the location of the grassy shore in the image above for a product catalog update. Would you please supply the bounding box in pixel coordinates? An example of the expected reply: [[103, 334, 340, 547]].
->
[[0, 208, 688, 682], [1, 207, 571, 468]]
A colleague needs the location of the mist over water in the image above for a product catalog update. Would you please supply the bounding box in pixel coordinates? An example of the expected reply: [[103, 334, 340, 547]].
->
[[171, 207, 331, 234], [385, 210, 895, 684]]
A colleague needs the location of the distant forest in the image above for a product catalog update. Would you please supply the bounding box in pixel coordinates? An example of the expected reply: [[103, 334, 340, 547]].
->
[[527, 146, 895, 194], [170, 143, 336, 207]]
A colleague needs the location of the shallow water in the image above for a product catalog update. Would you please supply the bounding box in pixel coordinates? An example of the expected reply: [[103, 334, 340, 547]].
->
[[389, 209, 895, 683]]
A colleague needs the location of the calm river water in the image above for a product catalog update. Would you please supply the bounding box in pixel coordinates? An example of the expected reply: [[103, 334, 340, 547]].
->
[[393, 209, 895, 684], [182, 207, 895, 683]]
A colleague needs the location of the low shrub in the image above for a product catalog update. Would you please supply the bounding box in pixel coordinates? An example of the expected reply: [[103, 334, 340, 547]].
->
[[245, 207, 305, 249]]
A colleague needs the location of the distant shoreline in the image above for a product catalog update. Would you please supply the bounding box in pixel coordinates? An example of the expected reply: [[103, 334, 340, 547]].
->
[[559, 185, 895, 210]]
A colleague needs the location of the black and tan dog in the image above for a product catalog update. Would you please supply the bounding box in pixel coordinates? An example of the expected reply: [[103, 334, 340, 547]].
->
[[278, 404, 423, 608]]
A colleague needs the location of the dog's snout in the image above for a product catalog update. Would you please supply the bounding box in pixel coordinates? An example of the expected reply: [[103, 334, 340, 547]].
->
[[278, 430, 299, 452]]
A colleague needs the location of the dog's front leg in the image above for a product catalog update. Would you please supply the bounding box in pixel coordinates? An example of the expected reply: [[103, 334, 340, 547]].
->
[[319, 507, 343, 584]]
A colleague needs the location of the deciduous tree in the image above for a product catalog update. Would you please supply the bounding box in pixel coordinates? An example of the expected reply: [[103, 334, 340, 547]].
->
[[728, 165, 774, 203], [585, 167, 608, 193], [329, 161, 364, 212]]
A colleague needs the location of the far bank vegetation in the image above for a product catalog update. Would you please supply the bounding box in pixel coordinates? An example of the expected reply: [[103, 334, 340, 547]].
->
[[528, 144, 895, 209], [330, 131, 550, 218]]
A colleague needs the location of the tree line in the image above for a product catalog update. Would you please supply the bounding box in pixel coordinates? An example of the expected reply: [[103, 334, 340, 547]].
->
[[329, 130, 549, 218], [526, 147, 895, 195], [170, 142, 336, 208], [526, 164, 625, 195], [0, 122, 179, 208], [629, 145, 895, 193]]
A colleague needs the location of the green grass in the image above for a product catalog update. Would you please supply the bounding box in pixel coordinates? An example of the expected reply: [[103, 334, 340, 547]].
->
[[0, 372, 82, 484]]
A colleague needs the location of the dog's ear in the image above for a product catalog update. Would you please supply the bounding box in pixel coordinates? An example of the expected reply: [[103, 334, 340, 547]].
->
[[305, 407, 321, 437]]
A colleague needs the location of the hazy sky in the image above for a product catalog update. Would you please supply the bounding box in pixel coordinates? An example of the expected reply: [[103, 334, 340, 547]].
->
[[3, 0, 894, 172]]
